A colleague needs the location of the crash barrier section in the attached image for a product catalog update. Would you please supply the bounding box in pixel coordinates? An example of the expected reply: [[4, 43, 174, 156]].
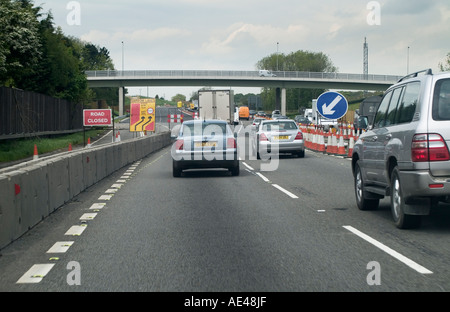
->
[[300, 123, 365, 158], [0, 131, 171, 250]]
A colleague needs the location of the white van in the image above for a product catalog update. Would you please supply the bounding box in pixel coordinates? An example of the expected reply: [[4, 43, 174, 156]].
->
[[259, 70, 276, 77]]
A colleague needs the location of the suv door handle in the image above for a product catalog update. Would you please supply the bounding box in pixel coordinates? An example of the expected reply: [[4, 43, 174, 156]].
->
[[371, 136, 378, 142]]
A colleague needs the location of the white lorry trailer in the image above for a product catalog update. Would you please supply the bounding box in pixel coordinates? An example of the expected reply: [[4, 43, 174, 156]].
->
[[198, 90, 238, 125]]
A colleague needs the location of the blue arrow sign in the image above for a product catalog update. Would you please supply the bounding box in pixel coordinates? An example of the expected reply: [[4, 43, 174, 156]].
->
[[316, 91, 348, 120]]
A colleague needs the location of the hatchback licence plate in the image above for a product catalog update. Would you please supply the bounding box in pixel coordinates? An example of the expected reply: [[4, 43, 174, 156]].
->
[[195, 142, 217, 147]]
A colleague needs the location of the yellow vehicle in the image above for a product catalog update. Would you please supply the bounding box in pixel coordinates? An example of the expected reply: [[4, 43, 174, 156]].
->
[[239, 106, 250, 120]]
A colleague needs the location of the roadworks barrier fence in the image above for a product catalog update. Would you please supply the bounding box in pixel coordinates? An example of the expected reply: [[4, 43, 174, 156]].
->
[[0, 131, 171, 250], [300, 123, 365, 158]]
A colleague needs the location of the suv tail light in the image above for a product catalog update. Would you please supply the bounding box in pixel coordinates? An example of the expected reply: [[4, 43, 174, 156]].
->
[[295, 131, 303, 140], [412, 134, 450, 162]]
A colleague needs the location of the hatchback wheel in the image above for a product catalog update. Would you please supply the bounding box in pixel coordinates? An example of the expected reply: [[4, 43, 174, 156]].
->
[[173, 161, 182, 177], [230, 165, 240, 176], [354, 161, 379, 210], [390, 167, 421, 229]]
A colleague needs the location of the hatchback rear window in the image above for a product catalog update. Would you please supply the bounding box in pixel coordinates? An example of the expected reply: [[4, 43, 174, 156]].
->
[[432, 78, 450, 121], [262, 122, 297, 131]]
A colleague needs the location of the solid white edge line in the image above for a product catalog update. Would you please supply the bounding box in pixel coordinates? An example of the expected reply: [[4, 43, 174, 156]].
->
[[343, 225, 433, 274], [272, 184, 299, 199]]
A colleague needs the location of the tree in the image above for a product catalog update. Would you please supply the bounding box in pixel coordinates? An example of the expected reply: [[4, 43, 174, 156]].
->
[[256, 50, 337, 111], [0, 0, 42, 86], [172, 93, 186, 102], [439, 53, 450, 72]]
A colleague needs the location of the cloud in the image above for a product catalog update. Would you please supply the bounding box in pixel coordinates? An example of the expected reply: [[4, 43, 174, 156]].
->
[[81, 27, 191, 44]]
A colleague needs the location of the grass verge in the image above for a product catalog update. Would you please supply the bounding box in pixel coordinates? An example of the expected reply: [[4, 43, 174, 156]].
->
[[0, 129, 107, 163]]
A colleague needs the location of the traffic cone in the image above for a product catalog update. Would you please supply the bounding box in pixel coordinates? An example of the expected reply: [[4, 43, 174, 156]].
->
[[86, 137, 92, 148], [347, 134, 355, 158], [317, 129, 325, 153], [68, 143, 72, 151], [117, 131, 121, 142], [326, 132, 335, 154], [337, 133, 346, 156], [332, 132, 338, 154], [311, 128, 317, 151], [33, 144, 39, 160]]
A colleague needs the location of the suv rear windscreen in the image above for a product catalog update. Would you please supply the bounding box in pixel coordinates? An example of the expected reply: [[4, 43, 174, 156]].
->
[[432, 78, 450, 121]]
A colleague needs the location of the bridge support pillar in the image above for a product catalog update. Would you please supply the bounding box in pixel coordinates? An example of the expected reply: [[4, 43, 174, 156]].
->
[[119, 87, 124, 116], [275, 88, 281, 111], [275, 88, 286, 115]]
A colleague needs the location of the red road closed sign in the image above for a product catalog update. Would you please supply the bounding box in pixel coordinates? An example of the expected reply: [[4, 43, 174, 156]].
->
[[83, 109, 112, 126]]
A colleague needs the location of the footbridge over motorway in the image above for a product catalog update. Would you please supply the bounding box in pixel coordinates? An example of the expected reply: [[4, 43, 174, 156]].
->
[[86, 70, 402, 116]]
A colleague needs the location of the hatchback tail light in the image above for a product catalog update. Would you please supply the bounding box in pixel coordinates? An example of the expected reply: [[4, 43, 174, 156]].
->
[[227, 138, 237, 148], [295, 131, 303, 140], [411, 134, 450, 162]]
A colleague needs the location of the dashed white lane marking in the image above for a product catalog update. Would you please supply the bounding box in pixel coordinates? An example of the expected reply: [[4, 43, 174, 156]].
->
[[47, 241, 74, 253], [256, 173, 270, 183], [343, 225, 433, 274], [80, 213, 98, 221], [16, 264, 55, 284], [65, 225, 87, 236], [105, 188, 118, 194], [272, 184, 299, 199], [90, 203, 106, 210], [98, 194, 113, 200], [242, 162, 254, 171]]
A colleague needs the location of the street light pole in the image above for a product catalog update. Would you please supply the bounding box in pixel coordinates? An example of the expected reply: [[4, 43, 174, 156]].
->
[[277, 42, 279, 71], [407, 46, 410, 74]]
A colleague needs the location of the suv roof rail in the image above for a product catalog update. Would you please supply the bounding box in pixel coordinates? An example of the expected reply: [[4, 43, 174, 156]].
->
[[397, 68, 433, 83]]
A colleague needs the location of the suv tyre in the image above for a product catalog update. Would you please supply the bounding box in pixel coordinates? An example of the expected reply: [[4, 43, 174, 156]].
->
[[390, 167, 421, 229], [354, 161, 380, 210]]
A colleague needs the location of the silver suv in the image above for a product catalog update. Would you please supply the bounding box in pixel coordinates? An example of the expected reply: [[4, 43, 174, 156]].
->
[[352, 69, 450, 229]]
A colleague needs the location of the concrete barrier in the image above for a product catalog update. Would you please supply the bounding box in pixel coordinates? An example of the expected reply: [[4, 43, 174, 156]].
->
[[68, 151, 84, 198], [0, 131, 171, 250], [47, 156, 70, 212], [0, 174, 21, 248]]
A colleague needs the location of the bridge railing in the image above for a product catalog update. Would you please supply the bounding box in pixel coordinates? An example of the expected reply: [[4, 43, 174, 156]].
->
[[85, 70, 402, 82]]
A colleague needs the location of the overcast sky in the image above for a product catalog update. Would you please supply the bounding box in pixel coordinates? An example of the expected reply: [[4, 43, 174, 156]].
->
[[39, 0, 450, 99]]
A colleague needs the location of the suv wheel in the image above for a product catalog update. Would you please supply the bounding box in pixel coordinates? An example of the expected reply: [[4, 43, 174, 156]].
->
[[354, 161, 379, 210], [390, 167, 421, 229]]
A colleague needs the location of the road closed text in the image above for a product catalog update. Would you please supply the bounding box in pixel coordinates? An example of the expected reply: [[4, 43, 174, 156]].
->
[[83, 109, 112, 126]]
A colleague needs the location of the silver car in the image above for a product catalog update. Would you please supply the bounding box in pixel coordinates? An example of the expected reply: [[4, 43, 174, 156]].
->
[[254, 119, 305, 159], [352, 69, 450, 229], [172, 119, 239, 177]]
